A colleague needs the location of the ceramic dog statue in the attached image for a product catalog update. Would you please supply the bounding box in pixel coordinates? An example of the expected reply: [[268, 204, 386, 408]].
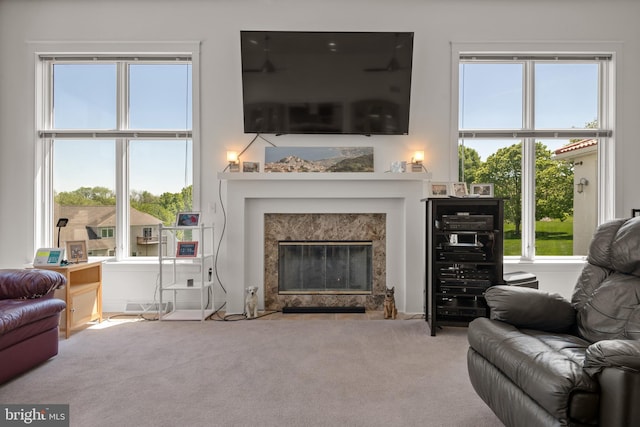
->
[[383, 286, 398, 319], [245, 286, 259, 319]]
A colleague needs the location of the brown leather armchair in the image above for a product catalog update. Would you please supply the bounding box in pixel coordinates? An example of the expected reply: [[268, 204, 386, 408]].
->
[[0, 269, 66, 384], [467, 217, 640, 426]]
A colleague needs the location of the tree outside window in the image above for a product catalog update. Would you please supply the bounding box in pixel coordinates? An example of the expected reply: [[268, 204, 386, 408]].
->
[[459, 58, 609, 257]]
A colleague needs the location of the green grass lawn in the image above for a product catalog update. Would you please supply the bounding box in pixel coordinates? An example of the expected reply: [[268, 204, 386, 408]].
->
[[504, 218, 574, 256]]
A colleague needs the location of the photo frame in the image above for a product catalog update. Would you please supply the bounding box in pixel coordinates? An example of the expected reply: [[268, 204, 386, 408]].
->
[[470, 183, 494, 197], [176, 241, 199, 258], [451, 182, 468, 197], [66, 240, 88, 263], [175, 212, 200, 227], [265, 146, 374, 173], [632, 209, 640, 217], [428, 182, 450, 198], [243, 161, 260, 172]]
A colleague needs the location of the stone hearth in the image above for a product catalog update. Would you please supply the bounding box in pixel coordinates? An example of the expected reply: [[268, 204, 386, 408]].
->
[[264, 213, 386, 311]]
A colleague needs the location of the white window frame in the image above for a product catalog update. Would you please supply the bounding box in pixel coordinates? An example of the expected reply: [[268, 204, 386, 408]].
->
[[31, 41, 201, 261], [451, 41, 618, 261]]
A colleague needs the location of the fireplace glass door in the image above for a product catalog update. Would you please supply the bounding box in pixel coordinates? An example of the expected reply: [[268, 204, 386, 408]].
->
[[278, 241, 373, 294]]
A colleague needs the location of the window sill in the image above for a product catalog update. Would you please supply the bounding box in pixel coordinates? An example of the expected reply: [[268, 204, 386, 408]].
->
[[505, 256, 586, 264]]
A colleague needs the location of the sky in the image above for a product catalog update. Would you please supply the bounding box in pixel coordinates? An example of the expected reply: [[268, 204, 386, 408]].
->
[[51, 61, 598, 195], [460, 62, 599, 160], [53, 63, 193, 195]]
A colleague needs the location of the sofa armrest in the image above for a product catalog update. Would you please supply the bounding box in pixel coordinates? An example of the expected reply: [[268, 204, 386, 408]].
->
[[584, 339, 640, 376], [0, 269, 66, 300], [484, 285, 576, 333]]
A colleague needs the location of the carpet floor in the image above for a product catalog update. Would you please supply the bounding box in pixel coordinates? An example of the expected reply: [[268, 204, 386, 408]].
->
[[0, 315, 503, 427]]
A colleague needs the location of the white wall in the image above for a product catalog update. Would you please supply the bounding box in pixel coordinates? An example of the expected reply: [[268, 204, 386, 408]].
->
[[1, 0, 639, 311]]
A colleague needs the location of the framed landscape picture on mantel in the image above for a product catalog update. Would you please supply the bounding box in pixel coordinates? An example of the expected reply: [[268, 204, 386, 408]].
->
[[264, 146, 373, 173]]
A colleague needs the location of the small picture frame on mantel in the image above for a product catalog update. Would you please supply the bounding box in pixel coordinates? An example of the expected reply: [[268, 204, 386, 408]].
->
[[243, 161, 260, 172], [632, 209, 640, 217]]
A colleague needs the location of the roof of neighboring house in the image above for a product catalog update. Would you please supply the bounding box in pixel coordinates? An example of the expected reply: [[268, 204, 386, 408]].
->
[[53, 205, 163, 251], [553, 138, 598, 160], [54, 205, 162, 228]]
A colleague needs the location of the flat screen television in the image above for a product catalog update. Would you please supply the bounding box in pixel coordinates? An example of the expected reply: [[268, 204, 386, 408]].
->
[[240, 31, 414, 135]]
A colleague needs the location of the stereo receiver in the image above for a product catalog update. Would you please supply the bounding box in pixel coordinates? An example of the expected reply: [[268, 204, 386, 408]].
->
[[441, 214, 494, 231]]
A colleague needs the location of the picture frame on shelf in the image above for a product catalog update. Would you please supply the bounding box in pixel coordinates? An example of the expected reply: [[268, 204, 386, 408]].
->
[[428, 182, 450, 198], [470, 183, 494, 197], [451, 182, 468, 197], [243, 161, 260, 172], [632, 209, 640, 217], [175, 212, 200, 227], [176, 241, 199, 258], [66, 240, 88, 263]]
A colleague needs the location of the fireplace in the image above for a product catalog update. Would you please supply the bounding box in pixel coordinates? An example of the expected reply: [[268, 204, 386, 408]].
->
[[278, 241, 373, 294], [264, 213, 386, 311], [219, 173, 428, 315]]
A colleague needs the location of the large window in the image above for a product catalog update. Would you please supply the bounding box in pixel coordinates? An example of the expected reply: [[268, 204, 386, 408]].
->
[[457, 53, 613, 259], [38, 53, 196, 260]]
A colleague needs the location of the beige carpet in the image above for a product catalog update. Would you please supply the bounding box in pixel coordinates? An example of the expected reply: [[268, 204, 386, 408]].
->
[[0, 316, 503, 427]]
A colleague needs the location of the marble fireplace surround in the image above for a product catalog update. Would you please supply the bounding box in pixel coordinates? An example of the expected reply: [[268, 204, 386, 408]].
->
[[219, 173, 428, 315], [264, 213, 386, 311]]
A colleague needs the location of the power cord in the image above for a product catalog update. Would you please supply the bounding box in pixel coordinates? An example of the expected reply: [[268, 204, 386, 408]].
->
[[209, 308, 282, 322], [212, 133, 277, 318]]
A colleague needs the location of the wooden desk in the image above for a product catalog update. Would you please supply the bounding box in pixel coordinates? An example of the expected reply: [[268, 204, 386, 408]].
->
[[38, 261, 103, 338]]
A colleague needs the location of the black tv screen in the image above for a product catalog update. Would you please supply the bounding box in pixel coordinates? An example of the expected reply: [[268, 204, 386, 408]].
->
[[240, 31, 413, 135]]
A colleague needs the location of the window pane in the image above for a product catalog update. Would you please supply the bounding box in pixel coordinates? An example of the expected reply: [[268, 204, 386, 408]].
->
[[537, 138, 597, 256], [53, 140, 116, 256], [459, 139, 522, 256], [129, 140, 193, 257], [535, 63, 599, 129], [129, 64, 193, 129], [53, 64, 116, 129], [459, 63, 522, 129]]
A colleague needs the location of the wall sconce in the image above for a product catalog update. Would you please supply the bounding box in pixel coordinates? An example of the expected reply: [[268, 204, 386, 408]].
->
[[576, 177, 588, 194], [226, 151, 240, 172], [411, 150, 425, 172]]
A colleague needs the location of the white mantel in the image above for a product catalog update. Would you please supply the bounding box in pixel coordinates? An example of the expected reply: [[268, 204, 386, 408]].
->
[[218, 172, 430, 314]]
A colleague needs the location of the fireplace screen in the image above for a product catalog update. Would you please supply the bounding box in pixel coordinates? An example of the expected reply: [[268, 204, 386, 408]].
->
[[278, 241, 373, 294]]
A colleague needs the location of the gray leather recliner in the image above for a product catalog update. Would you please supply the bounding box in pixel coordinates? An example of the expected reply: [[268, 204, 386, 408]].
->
[[467, 217, 640, 427]]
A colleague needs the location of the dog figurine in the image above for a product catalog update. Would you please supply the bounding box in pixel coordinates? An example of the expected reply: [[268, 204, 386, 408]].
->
[[245, 286, 259, 319], [383, 286, 398, 319]]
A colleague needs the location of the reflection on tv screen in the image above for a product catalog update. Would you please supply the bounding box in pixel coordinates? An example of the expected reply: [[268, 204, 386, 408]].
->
[[240, 31, 413, 135]]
